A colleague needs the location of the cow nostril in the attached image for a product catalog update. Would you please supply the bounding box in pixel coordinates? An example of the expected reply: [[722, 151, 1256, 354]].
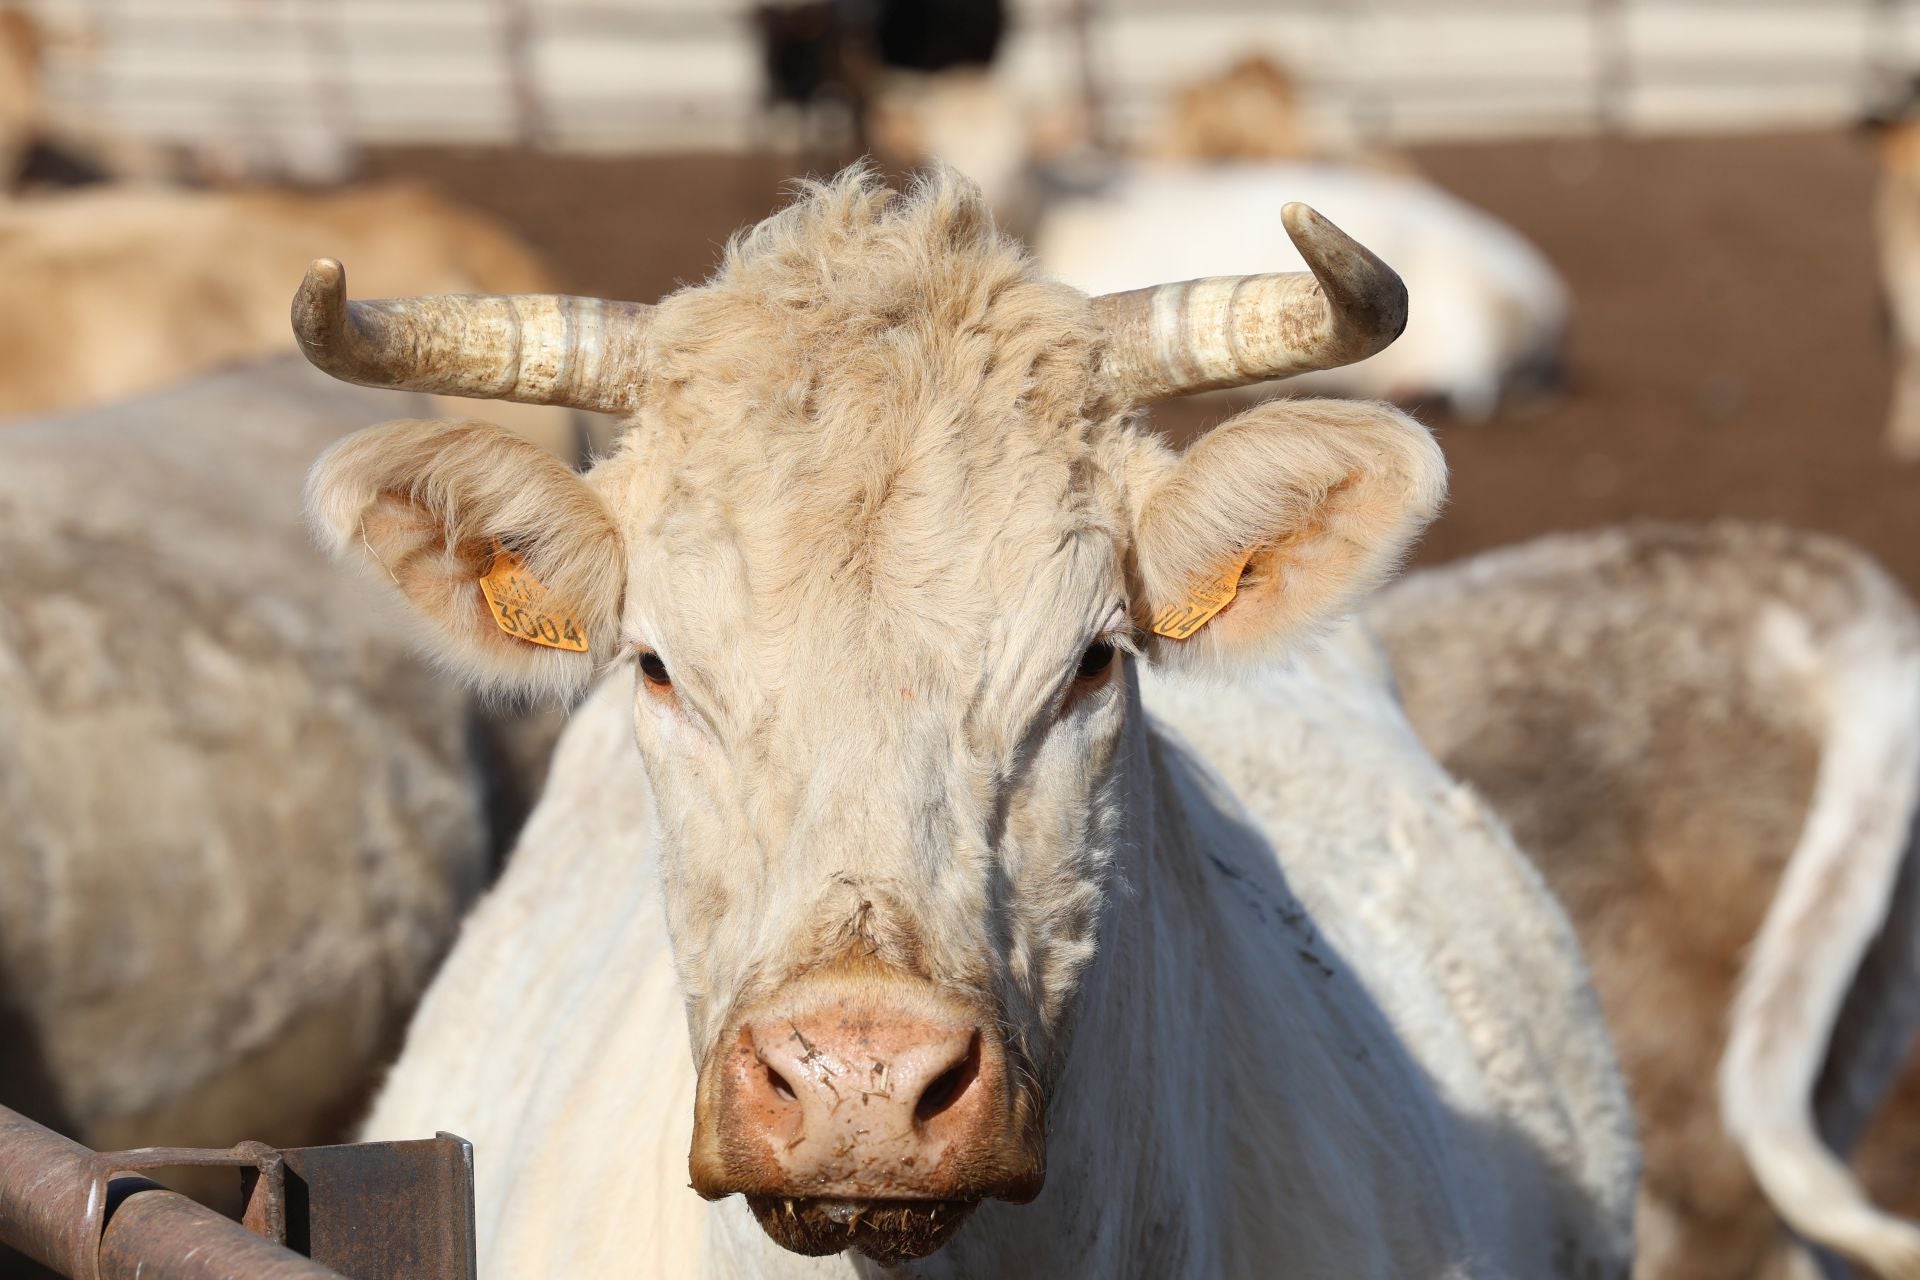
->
[[764, 1064, 797, 1104], [916, 1065, 965, 1122], [913, 1034, 981, 1125]]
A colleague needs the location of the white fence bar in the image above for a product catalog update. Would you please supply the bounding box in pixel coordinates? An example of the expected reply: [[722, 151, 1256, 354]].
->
[[16, 0, 1920, 157]]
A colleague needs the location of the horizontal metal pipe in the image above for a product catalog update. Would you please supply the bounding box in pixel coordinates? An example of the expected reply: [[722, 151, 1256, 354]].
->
[[0, 1104, 342, 1280], [0, 1103, 95, 1276], [98, 1188, 339, 1280]]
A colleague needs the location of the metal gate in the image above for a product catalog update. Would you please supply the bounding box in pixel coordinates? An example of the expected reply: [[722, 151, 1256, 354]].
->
[[0, 1103, 476, 1280]]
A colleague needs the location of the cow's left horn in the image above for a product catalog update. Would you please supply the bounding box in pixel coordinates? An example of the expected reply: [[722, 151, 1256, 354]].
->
[[1091, 203, 1407, 404], [292, 259, 653, 416]]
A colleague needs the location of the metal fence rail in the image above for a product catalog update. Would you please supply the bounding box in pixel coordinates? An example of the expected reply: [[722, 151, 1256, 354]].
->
[[0, 1104, 476, 1280], [19, 0, 1920, 162], [0, 1105, 342, 1280]]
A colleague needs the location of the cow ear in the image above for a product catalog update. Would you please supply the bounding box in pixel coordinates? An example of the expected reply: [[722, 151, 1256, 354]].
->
[[1130, 399, 1444, 672], [307, 418, 625, 699]]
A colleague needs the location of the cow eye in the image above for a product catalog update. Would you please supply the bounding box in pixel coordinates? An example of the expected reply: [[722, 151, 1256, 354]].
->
[[638, 650, 672, 688], [1076, 640, 1116, 681]]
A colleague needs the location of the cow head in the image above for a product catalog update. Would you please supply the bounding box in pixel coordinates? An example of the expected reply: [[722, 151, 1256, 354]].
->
[[300, 169, 1442, 1263]]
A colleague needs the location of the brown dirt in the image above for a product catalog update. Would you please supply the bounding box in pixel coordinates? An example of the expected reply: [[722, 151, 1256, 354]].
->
[[1407, 129, 1915, 586], [367, 129, 1918, 592]]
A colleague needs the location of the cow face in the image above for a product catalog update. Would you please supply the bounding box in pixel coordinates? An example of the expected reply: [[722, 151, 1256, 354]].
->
[[305, 168, 1442, 1262]]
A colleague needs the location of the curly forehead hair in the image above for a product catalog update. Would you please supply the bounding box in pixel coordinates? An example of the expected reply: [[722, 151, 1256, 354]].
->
[[717, 164, 1027, 311], [641, 165, 1110, 441]]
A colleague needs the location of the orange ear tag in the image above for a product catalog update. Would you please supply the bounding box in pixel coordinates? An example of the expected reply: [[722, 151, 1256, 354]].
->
[[478, 547, 590, 652], [1149, 547, 1256, 640]]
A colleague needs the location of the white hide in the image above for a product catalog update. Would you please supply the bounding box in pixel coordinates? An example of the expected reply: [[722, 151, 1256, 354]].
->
[[1034, 163, 1568, 419], [363, 623, 1635, 1279], [0, 357, 551, 1155]]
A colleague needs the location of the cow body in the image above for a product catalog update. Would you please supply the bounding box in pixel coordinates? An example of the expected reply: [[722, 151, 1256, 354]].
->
[[303, 167, 1632, 1275], [0, 357, 555, 1156], [1371, 523, 1920, 1279], [364, 627, 1634, 1277], [865, 72, 1563, 419], [1034, 163, 1567, 420]]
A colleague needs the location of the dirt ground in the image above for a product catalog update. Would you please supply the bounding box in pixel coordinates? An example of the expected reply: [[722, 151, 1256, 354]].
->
[[368, 129, 1918, 593]]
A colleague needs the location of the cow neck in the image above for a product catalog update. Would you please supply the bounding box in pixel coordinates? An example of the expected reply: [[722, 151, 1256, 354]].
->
[[975, 685, 1396, 1276], [949, 696, 1236, 1272]]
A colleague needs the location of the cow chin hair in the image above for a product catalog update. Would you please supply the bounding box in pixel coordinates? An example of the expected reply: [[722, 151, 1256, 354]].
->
[[745, 1195, 977, 1263]]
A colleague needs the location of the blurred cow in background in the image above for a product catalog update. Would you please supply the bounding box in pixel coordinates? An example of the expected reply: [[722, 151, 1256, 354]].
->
[[1036, 164, 1566, 420], [0, 6, 47, 185], [0, 180, 592, 459], [1371, 523, 1920, 1280], [1869, 87, 1920, 462], [751, 0, 1006, 152], [0, 3, 357, 190], [868, 66, 1567, 420], [1146, 56, 1313, 163], [1142, 53, 1411, 177], [0, 5, 590, 458], [0, 358, 564, 1171], [865, 66, 1091, 237], [0, 180, 548, 420], [0, 5, 178, 192], [0, 9, 601, 1207]]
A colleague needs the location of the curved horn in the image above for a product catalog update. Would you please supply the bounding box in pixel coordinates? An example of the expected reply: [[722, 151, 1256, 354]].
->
[[292, 259, 653, 416], [1091, 202, 1407, 404]]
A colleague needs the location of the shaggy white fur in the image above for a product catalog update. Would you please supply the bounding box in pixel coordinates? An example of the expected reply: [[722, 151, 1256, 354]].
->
[[1372, 523, 1920, 1279], [318, 168, 1633, 1276], [0, 358, 555, 1158]]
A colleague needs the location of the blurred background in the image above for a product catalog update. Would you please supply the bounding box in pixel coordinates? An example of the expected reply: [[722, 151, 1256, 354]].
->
[[4, 0, 1915, 587]]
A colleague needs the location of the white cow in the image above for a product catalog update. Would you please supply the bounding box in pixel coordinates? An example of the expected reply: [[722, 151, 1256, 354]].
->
[[1371, 523, 1920, 1279], [300, 166, 1635, 1276], [866, 72, 1567, 420], [0, 357, 559, 1161], [1035, 164, 1569, 421]]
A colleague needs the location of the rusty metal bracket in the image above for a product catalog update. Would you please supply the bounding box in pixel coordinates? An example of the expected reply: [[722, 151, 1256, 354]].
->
[[70, 1130, 475, 1280], [81, 1141, 287, 1275], [276, 1132, 477, 1280], [0, 1104, 339, 1279]]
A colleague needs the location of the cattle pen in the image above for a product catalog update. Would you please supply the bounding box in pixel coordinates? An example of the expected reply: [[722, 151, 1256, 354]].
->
[[4, 0, 1920, 1276]]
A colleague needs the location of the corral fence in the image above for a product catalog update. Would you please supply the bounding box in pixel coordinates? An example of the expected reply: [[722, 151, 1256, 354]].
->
[[0, 1103, 475, 1280], [16, 0, 1920, 172]]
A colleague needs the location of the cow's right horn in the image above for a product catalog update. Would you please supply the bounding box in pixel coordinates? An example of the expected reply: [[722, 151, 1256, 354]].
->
[[1091, 203, 1407, 405], [292, 259, 653, 416]]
